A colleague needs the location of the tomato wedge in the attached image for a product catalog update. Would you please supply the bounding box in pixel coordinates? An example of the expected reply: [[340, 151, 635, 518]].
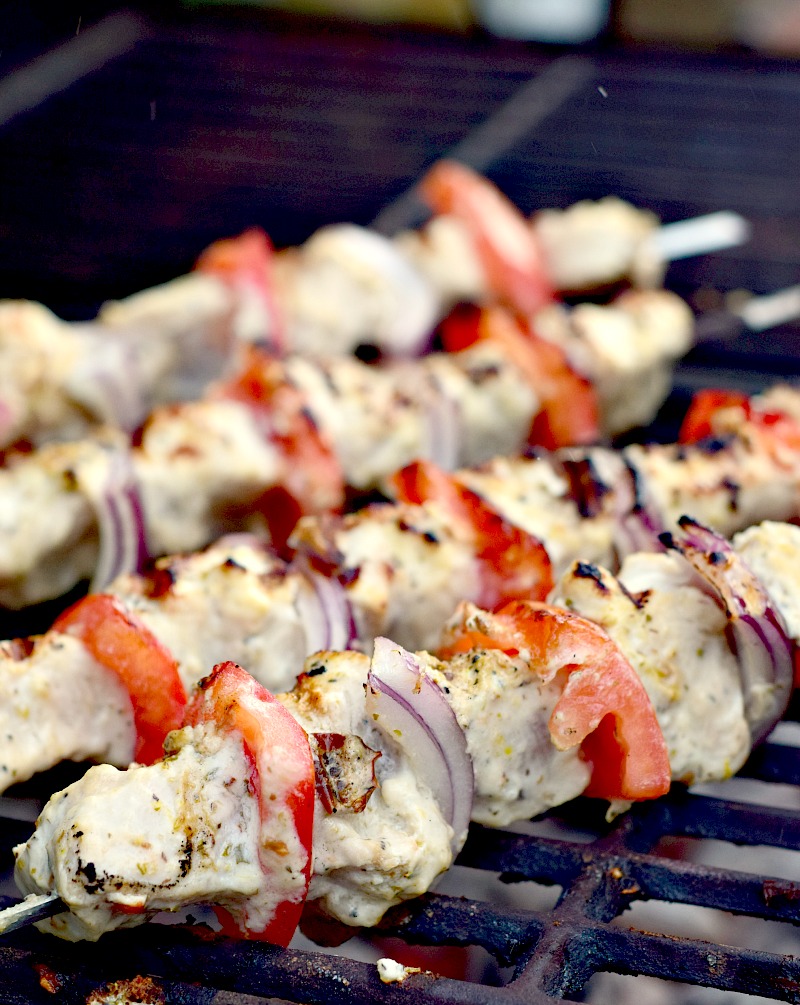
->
[[53, 594, 187, 765], [439, 600, 670, 802], [482, 306, 600, 448], [678, 388, 750, 443], [217, 347, 345, 548], [388, 459, 553, 607], [195, 227, 285, 353], [439, 305, 599, 448], [184, 661, 314, 946], [420, 159, 555, 314], [679, 387, 800, 464]]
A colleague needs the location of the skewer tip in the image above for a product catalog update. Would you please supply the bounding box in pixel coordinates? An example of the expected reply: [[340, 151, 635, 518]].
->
[[0, 892, 63, 935]]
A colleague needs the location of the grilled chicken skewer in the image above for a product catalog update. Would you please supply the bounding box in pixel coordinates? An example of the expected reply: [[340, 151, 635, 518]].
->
[[105, 161, 743, 362], [100, 165, 675, 358], [1, 160, 752, 463], [1, 374, 800, 763], [0, 422, 797, 796], [1, 375, 799, 789], [11, 607, 669, 945], [0, 168, 677, 453], [0, 279, 695, 610], [1, 379, 800, 763], [8, 504, 797, 946]]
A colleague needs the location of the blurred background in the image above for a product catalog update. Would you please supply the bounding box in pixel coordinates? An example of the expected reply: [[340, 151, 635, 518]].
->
[[2, 0, 799, 392]]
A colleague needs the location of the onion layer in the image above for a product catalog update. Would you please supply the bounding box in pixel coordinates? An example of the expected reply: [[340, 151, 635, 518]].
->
[[613, 457, 666, 559], [660, 516, 794, 743], [293, 561, 357, 655], [81, 447, 148, 592], [367, 637, 473, 853]]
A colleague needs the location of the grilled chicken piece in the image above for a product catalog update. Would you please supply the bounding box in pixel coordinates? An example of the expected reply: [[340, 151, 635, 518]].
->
[[283, 342, 537, 491], [15, 723, 265, 941], [532, 197, 664, 294], [552, 547, 762, 786], [0, 400, 287, 609], [0, 633, 136, 790], [13, 653, 455, 940], [0, 295, 236, 451], [278, 651, 454, 929], [418, 647, 590, 827], [109, 536, 336, 695], [272, 224, 440, 356], [290, 504, 483, 653], [532, 289, 694, 436]]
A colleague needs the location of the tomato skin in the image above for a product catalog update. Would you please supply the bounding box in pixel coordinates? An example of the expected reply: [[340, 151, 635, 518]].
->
[[439, 304, 599, 448], [439, 600, 670, 802], [479, 307, 600, 448], [184, 661, 314, 946], [195, 228, 285, 353], [678, 388, 750, 443], [679, 387, 800, 465], [420, 160, 555, 315], [53, 594, 187, 765], [388, 459, 553, 607], [216, 348, 345, 549], [437, 303, 482, 353]]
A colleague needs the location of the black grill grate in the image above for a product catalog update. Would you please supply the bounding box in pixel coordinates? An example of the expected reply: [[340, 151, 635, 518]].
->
[[0, 8, 799, 1002]]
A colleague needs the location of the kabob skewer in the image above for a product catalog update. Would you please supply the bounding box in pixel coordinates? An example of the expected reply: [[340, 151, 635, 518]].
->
[[4, 498, 798, 945], [0, 275, 695, 611], [0, 160, 751, 459], [1, 401, 799, 798]]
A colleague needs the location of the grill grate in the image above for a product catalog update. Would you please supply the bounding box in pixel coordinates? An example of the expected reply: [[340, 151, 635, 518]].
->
[[0, 8, 799, 1002]]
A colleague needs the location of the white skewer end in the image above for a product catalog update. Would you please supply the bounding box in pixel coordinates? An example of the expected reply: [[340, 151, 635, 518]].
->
[[734, 284, 800, 333], [0, 892, 63, 935], [649, 211, 752, 262]]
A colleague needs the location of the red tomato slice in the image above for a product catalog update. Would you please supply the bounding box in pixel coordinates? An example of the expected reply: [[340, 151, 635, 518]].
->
[[388, 459, 553, 608], [437, 302, 482, 353], [184, 661, 314, 946], [420, 160, 555, 314], [478, 306, 600, 448], [678, 388, 750, 443], [439, 600, 670, 802], [195, 228, 285, 353], [679, 387, 800, 464], [217, 348, 345, 548], [53, 594, 187, 765]]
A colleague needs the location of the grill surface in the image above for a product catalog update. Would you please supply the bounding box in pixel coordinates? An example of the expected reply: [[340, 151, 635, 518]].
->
[[0, 8, 799, 1002]]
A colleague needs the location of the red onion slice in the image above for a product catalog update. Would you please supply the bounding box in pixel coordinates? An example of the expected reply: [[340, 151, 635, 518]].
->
[[367, 637, 473, 853], [423, 377, 461, 472], [83, 448, 149, 592], [613, 456, 666, 559], [293, 560, 357, 655], [660, 516, 794, 744]]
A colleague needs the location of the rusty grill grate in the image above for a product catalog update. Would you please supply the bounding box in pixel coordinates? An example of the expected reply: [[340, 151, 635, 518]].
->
[[0, 7, 799, 1002]]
